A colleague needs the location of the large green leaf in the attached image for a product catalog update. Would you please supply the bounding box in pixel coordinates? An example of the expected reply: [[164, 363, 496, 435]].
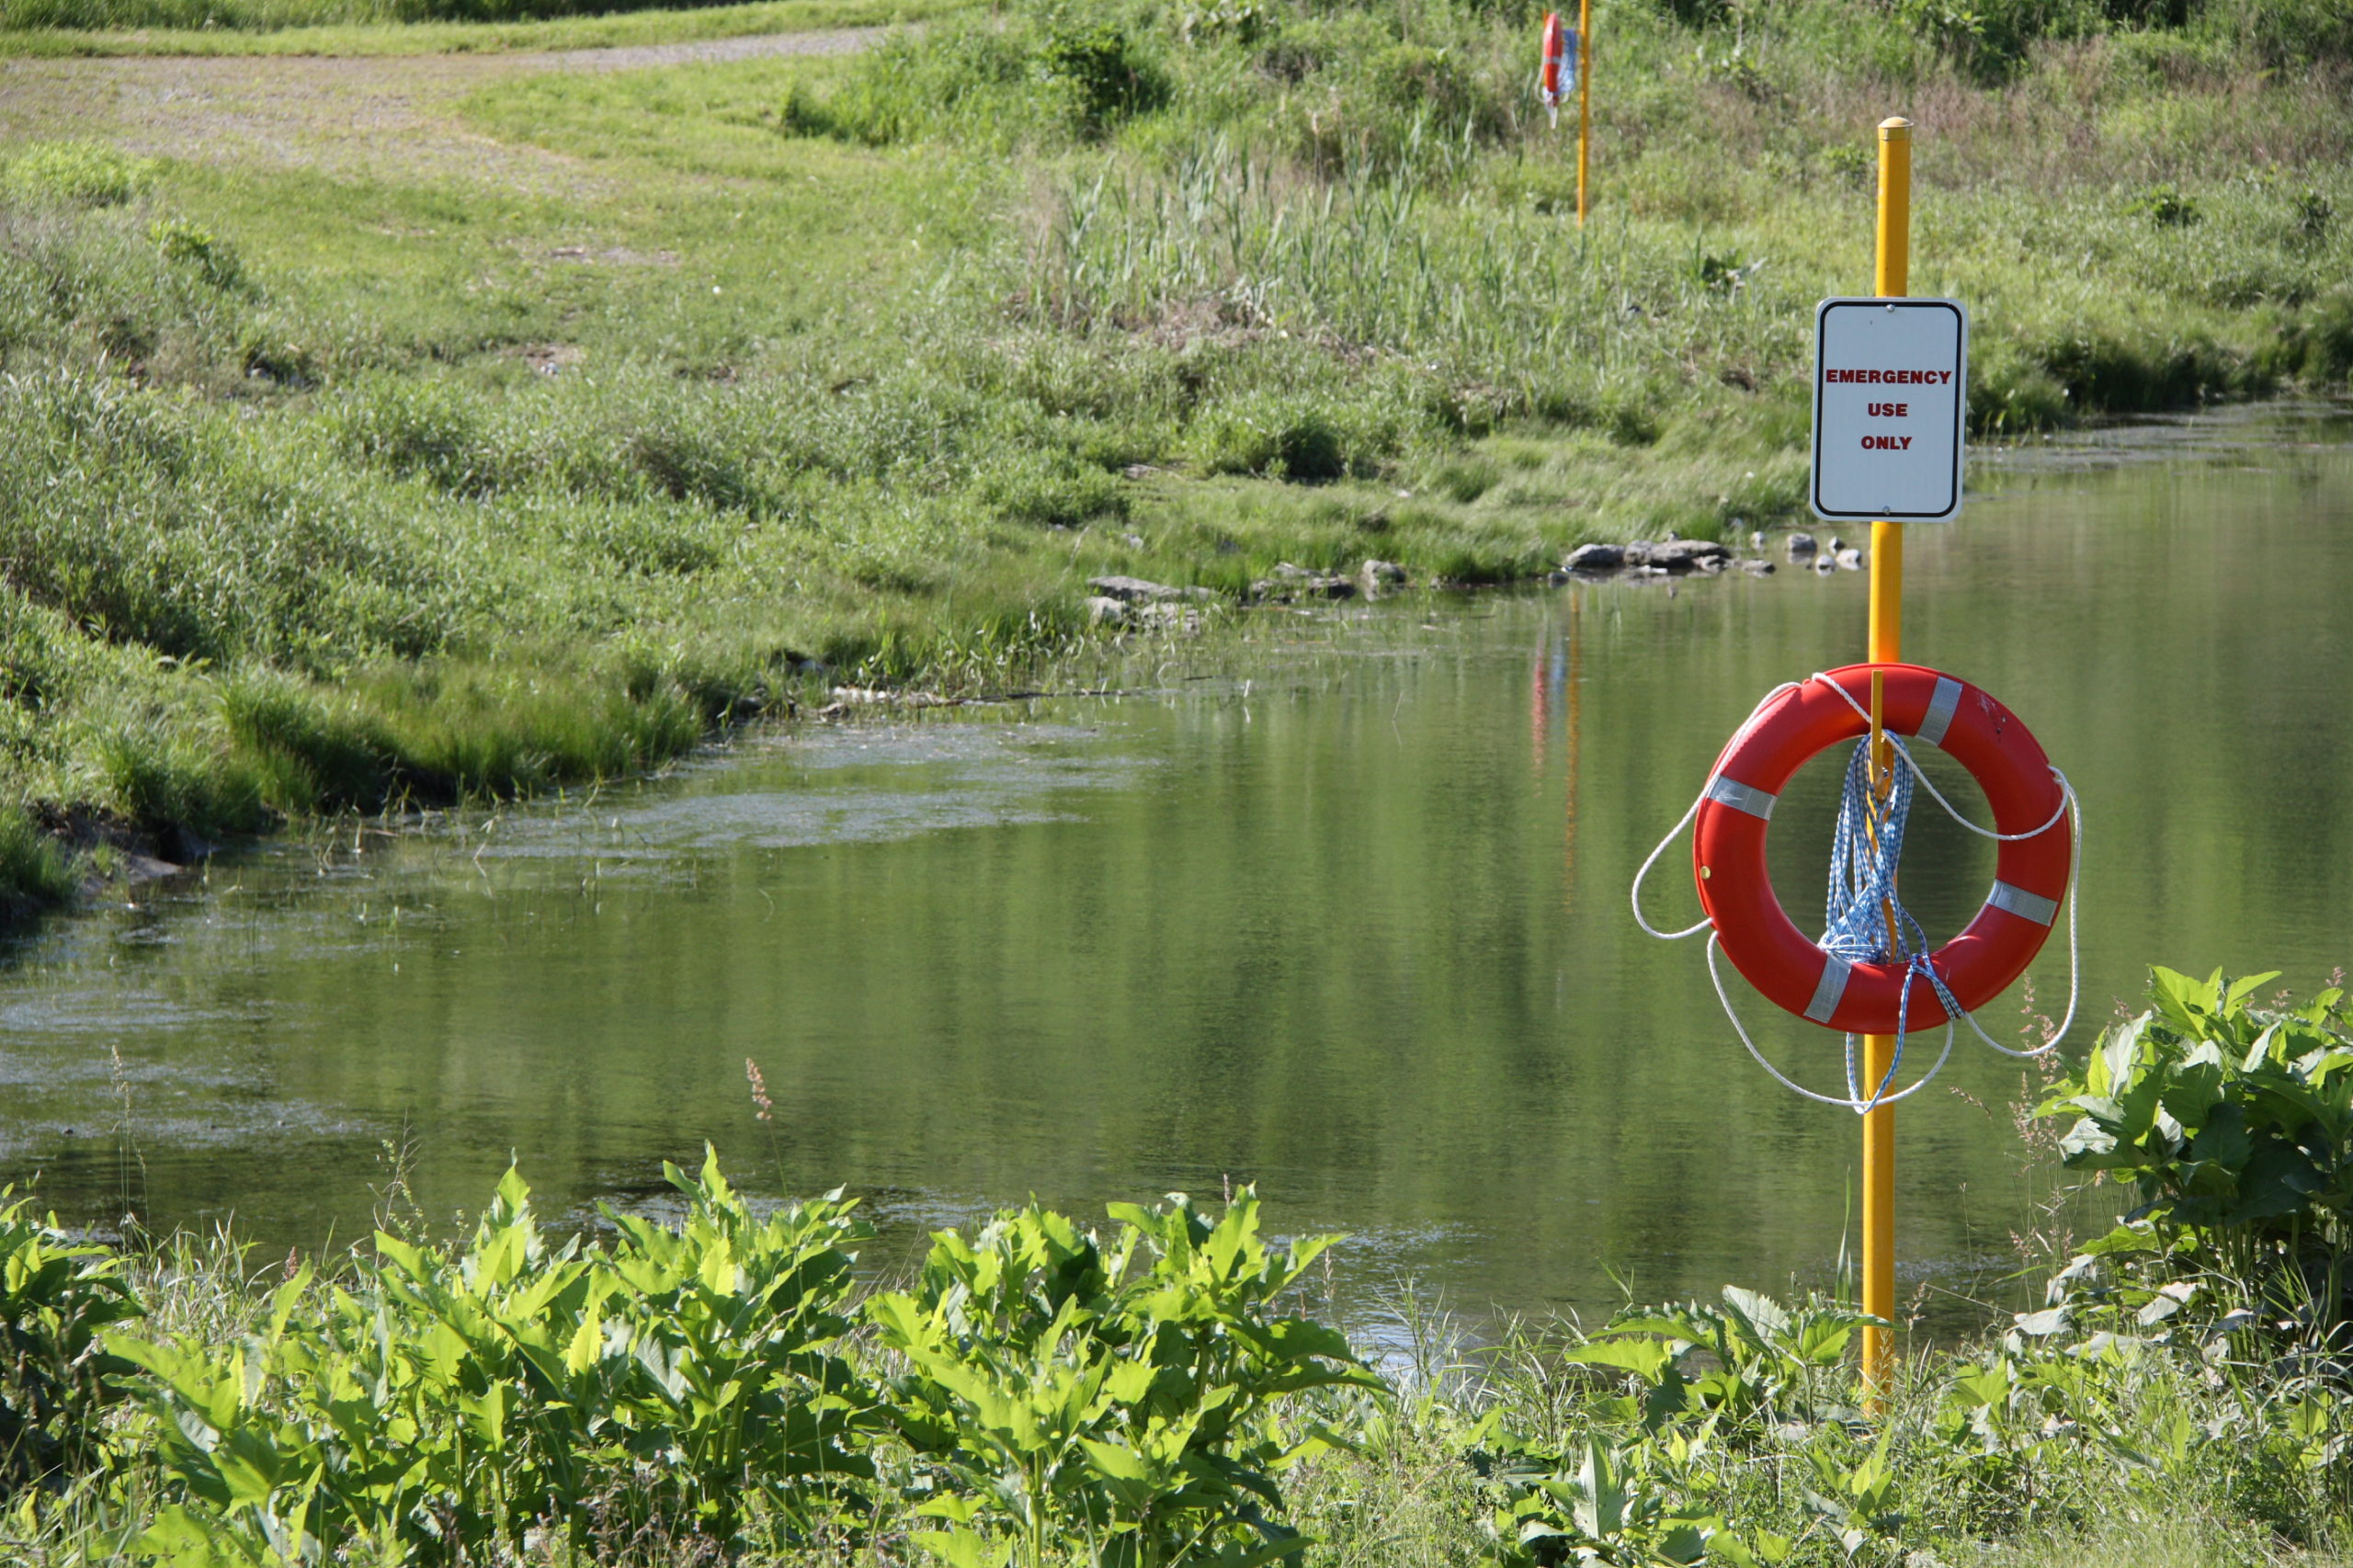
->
[[1563, 1337, 1680, 1381]]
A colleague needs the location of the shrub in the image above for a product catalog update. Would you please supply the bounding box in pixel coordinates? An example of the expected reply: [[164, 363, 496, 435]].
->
[[870, 1189, 1374, 1568], [0, 807, 75, 915], [2127, 184, 2203, 226], [2031, 328, 2252, 413], [1040, 21, 1170, 139], [1188, 392, 1348, 481], [1177, 0, 1273, 44], [1565, 1286, 1878, 1427], [347, 660, 707, 799], [93, 723, 267, 837], [2, 142, 151, 210], [2291, 189, 2336, 244], [324, 376, 492, 494], [969, 448, 1130, 528], [2039, 967, 2353, 1335], [552, 496, 733, 575], [1972, 344, 2074, 433], [0, 1191, 144, 1494], [1430, 455, 1500, 504], [0, 1147, 2345, 1564], [2272, 289, 2353, 384], [787, 15, 1143, 150], [0, 371, 492, 671], [146, 217, 243, 292], [118, 1154, 878, 1563], [1359, 43, 1481, 131], [96, 1163, 1390, 1565], [2200, 0, 2353, 65]]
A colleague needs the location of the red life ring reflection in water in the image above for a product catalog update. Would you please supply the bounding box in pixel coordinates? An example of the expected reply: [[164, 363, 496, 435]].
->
[[1692, 664, 2071, 1036]]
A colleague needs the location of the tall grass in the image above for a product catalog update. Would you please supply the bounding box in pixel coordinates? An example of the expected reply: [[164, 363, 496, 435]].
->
[[0, 806, 77, 915], [1027, 142, 1803, 438], [976, 5, 2352, 436]]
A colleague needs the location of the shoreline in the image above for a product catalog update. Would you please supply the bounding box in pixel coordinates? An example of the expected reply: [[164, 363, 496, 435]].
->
[[13, 394, 2347, 936]]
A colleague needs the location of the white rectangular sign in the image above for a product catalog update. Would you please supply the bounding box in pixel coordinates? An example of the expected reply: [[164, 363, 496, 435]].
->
[[1810, 297, 1968, 522]]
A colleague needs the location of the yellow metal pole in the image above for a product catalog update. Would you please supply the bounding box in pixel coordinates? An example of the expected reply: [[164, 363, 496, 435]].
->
[[1575, 0, 1591, 227], [1861, 114, 1911, 1413]]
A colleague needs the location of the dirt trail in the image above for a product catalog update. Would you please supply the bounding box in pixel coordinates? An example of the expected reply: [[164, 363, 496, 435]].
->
[[0, 26, 876, 196]]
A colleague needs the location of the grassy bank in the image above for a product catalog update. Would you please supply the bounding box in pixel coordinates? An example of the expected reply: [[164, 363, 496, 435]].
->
[[0, 0, 2348, 915], [0, 968, 2347, 1566]]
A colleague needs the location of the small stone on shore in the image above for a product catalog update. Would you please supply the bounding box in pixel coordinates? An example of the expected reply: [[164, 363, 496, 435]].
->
[[1250, 563, 1357, 603], [1643, 540, 1731, 572], [1087, 574, 1198, 604]]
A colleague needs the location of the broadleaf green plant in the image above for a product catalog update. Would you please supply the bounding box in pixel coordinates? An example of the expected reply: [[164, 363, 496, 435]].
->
[[0, 1191, 145, 1494], [2038, 967, 2353, 1337], [870, 1188, 1376, 1568], [112, 1150, 874, 1563]]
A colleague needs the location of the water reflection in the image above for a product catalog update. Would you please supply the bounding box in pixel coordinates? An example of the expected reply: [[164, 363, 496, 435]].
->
[[1, 410, 2348, 1341]]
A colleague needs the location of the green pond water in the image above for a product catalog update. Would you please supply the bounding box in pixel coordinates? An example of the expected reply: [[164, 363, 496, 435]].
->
[[5, 405, 2350, 1340]]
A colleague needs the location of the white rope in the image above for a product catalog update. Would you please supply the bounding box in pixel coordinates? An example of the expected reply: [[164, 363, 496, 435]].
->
[[1948, 788, 2082, 1059], [1637, 670, 2085, 1109], [1706, 934, 1956, 1111], [1629, 681, 1799, 941], [1809, 673, 2073, 843], [1630, 792, 1713, 940]]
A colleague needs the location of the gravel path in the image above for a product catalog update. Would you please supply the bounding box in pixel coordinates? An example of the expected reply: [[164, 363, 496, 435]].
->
[[525, 24, 876, 70], [0, 27, 878, 195]]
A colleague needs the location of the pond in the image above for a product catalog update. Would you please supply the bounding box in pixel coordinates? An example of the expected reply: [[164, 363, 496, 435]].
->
[[5, 403, 2349, 1341]]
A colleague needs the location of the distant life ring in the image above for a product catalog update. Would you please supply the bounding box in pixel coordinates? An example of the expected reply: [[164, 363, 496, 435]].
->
[[1540, 11, 1569, 105], [1692, 664, 2071, 1036]]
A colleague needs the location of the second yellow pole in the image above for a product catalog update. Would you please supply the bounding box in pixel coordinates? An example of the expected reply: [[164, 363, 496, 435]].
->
[[1575, 0, 1591, 226], [1861, 114, 1911, 1411]]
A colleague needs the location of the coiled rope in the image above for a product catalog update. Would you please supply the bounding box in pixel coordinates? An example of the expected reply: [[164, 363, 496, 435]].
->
[[1631, 673, 2080, 1114]]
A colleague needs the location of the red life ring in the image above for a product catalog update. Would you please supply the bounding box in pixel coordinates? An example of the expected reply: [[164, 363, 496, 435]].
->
[[1692, 664, 2070, 1035]]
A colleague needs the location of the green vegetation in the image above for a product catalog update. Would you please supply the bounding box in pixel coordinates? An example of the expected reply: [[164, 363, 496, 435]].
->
[[2038, 963, 2353, 1346], [0, 0, 2348, 914], [0, 968, 2347, 1565]]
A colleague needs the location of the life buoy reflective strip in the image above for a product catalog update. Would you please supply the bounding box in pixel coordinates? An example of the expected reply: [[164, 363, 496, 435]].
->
[[1691, 663, 2071, 1035], [1540, 12, 1569, 106]]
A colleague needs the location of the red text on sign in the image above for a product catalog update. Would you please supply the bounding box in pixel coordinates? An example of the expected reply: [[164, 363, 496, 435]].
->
[[1825, 369, 1953, 384]]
